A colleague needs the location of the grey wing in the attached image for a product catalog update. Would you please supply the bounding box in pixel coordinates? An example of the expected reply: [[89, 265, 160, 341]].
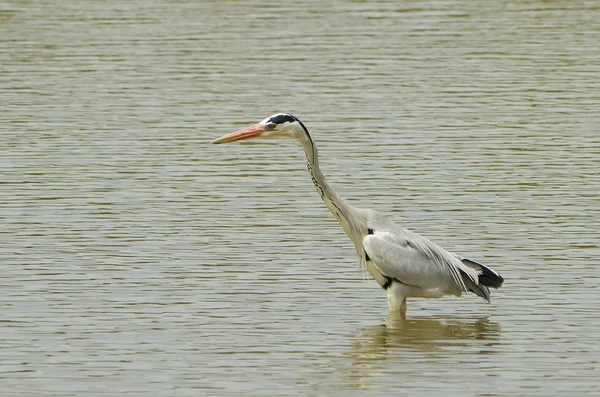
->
[[363, 230, 471, 295]]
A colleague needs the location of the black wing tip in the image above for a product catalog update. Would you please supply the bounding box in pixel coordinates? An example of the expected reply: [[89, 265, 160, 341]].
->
[[480, 267, 504, 289], [478, 285, 491, 303], [461, 257, 504, 289], [480, 274, 504, 289], [460, 268, 492, 302], [468, 284, 491, 303]]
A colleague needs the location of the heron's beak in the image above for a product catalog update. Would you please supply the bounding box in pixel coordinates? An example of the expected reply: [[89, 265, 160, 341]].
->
[[211, 123, 266, 144]]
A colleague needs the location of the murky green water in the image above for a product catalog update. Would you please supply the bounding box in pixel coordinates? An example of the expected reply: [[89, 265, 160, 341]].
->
[[2, 1, 599, 395]]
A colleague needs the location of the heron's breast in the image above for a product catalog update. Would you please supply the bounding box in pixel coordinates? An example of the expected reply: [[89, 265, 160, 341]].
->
[[365, 260, 389, 288]]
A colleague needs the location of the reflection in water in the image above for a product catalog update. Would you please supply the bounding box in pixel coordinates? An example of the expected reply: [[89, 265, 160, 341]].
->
[[347, 314, 501, 389]]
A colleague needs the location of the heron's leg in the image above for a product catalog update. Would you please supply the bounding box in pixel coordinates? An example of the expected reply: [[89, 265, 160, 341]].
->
[[387, 296, 407, 318], [387, 282, 407, 314]]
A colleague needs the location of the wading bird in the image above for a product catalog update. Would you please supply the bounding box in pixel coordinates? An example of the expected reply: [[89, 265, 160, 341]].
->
[[211, 114, 503, 314]]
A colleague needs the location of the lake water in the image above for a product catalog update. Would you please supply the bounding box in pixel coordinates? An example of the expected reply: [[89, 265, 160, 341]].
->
[[1, 1, 599, 396]]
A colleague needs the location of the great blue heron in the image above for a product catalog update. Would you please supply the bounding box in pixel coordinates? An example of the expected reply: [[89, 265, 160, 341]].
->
[[211, 113, 503, 314]]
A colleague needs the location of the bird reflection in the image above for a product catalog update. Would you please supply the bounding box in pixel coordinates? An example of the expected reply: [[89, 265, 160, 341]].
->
[[347, 313, 501, 389]]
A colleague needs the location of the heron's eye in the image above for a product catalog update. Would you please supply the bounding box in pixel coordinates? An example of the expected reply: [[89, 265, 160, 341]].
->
[[266, 123, 276, 131]]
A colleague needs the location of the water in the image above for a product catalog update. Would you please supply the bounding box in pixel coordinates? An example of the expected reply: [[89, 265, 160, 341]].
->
[[2, 1, 599, 395]]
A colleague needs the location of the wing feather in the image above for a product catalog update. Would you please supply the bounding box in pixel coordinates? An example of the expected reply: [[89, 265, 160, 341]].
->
[[363, 230, 472, 294], [455, 255, 504, 289]]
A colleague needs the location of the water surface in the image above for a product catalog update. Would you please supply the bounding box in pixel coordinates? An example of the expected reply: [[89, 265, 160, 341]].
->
[[1, 1, 599, 395]]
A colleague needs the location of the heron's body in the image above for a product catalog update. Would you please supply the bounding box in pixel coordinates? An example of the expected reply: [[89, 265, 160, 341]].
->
[[212, 113, 503, 314]]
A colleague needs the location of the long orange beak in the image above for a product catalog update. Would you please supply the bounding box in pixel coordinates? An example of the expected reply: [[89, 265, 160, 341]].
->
[[211, 123, 266, 144]]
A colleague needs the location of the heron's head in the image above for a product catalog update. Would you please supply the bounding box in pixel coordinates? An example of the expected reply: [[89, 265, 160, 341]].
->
[[211, 113, 309, 144]]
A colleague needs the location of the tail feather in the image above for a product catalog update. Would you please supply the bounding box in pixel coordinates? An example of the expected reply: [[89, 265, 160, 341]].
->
[[460, 257, 504, 288], [455, 256, 503, 303], [479, 270, 504, 289], [460, 269, 491, 302]]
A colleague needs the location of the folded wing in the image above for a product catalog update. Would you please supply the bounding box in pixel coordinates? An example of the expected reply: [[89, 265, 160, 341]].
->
[[363, 230, 472, 296], [456, 256, 504, 289]]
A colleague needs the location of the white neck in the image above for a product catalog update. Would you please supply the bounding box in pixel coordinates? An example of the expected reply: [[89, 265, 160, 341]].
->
[[295, 133, 368, 265]]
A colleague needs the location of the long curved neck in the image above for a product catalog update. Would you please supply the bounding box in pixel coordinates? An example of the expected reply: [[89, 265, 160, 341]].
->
[[296, 133, 368, 264], [298, 134, 352, 221]]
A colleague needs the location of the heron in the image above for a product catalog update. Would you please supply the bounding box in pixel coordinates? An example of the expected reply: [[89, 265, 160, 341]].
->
[[211, 113, 503, 314]]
